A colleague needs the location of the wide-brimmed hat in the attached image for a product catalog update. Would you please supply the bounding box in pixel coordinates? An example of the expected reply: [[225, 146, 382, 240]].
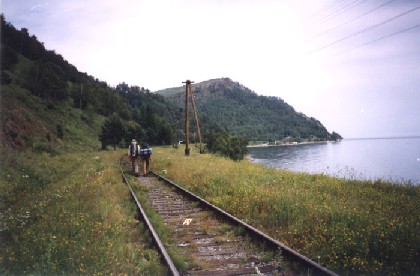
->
[[131, 139, 137, 143]]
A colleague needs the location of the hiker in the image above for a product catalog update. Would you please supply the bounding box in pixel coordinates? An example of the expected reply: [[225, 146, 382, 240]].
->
[[139, 142, 152, 176], [128, 139, 140, 176]]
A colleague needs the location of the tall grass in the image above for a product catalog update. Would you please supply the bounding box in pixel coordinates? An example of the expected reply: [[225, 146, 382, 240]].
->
[[0, 149, 165, 274], [152, 146, 420, 274]]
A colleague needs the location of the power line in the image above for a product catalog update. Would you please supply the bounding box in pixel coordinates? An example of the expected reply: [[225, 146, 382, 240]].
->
[[297, 0, 358, 37], [332, 23, 420, 57], [320, 0, 368, 24], [303, 0, 348, 24], [304, 0, 395, 42], [302, 0, 366, 36], [306, 6, 420, 55]]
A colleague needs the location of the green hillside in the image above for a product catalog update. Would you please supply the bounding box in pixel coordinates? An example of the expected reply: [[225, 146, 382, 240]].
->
[[156, 78, 341, 142], [0, 15, 170, 274], [1, 15, 177, 152]]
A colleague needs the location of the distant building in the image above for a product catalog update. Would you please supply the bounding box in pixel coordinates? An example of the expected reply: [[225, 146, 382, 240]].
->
[[283, 136, 293, 144]]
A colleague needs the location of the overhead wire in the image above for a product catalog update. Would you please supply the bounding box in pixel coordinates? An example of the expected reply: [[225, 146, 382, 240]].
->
[[319, 0, 368, 24], [331, 23, 420, 58], [302, 0, 348, 24], [306, 5, 420, 55], [300, 0, 367, 37], [304, 0, 395, 42], [309, 0, 348, 18], [297, 0, 359, 37]]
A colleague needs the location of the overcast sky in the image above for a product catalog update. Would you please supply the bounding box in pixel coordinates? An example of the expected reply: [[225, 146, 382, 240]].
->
[[3, 0, 420, 138]]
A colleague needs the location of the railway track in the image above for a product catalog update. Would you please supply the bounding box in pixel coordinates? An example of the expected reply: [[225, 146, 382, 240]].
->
[[120, 157, 337, 275]]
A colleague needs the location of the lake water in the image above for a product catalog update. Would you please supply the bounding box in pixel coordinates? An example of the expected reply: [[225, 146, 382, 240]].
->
[[247, 137, 420, 185]]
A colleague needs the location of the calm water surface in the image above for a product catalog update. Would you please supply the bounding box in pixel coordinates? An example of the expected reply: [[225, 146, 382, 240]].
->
[[247, 137, 420, 185]]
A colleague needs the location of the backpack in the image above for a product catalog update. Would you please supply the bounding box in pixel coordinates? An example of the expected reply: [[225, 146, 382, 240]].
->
[[129, 143, 138, 157], [140, 147, 152, 158]]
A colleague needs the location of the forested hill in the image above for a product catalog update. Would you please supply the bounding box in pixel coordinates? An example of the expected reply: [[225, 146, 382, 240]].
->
[[0, 15, 176, 151], [157, 78, 338, 142]]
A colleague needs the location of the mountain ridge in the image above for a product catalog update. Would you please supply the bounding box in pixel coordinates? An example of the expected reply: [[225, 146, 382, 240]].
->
[[156, 77, 340, 142]]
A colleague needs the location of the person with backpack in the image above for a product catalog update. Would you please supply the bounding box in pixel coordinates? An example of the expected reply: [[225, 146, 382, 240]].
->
[[128, 139, 140, 176], [139, 142, 152, 176]]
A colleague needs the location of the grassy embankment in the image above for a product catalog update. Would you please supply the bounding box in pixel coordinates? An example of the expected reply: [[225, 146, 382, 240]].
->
[[152, 146, 420, 275], [0, 84, 166, 274], [0, 149, 166, 274]]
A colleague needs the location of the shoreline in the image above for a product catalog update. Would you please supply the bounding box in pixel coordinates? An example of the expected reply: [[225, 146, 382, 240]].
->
[[247, 140, 334, 148]]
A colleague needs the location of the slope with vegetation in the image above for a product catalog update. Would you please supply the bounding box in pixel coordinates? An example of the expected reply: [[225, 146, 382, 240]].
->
[[1, 14, 176, 152], [157, 78, 342, 142], [1, 15, 172, 273]]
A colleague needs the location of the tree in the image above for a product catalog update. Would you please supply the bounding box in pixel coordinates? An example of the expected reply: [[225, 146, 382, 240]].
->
[[156, 120, 173, 145], [56, 124, 64, 139], [1, 46, 18, 70], [99, 113, 126, 149], [206, 129, 248, 161], [228, 136, 249, 160], [330, 131, 343, 141], [124, 120, 146, 144], [24, 60, 68, 101]]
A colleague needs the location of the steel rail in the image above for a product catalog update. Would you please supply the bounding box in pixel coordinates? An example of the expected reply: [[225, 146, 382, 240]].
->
[[119, 156, 180, 276], [151, 170, 338, 276]]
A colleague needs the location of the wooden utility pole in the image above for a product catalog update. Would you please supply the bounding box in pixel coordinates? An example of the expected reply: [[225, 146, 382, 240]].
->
[[182, 80, 194, 155], [190, 89, 204, 153]]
